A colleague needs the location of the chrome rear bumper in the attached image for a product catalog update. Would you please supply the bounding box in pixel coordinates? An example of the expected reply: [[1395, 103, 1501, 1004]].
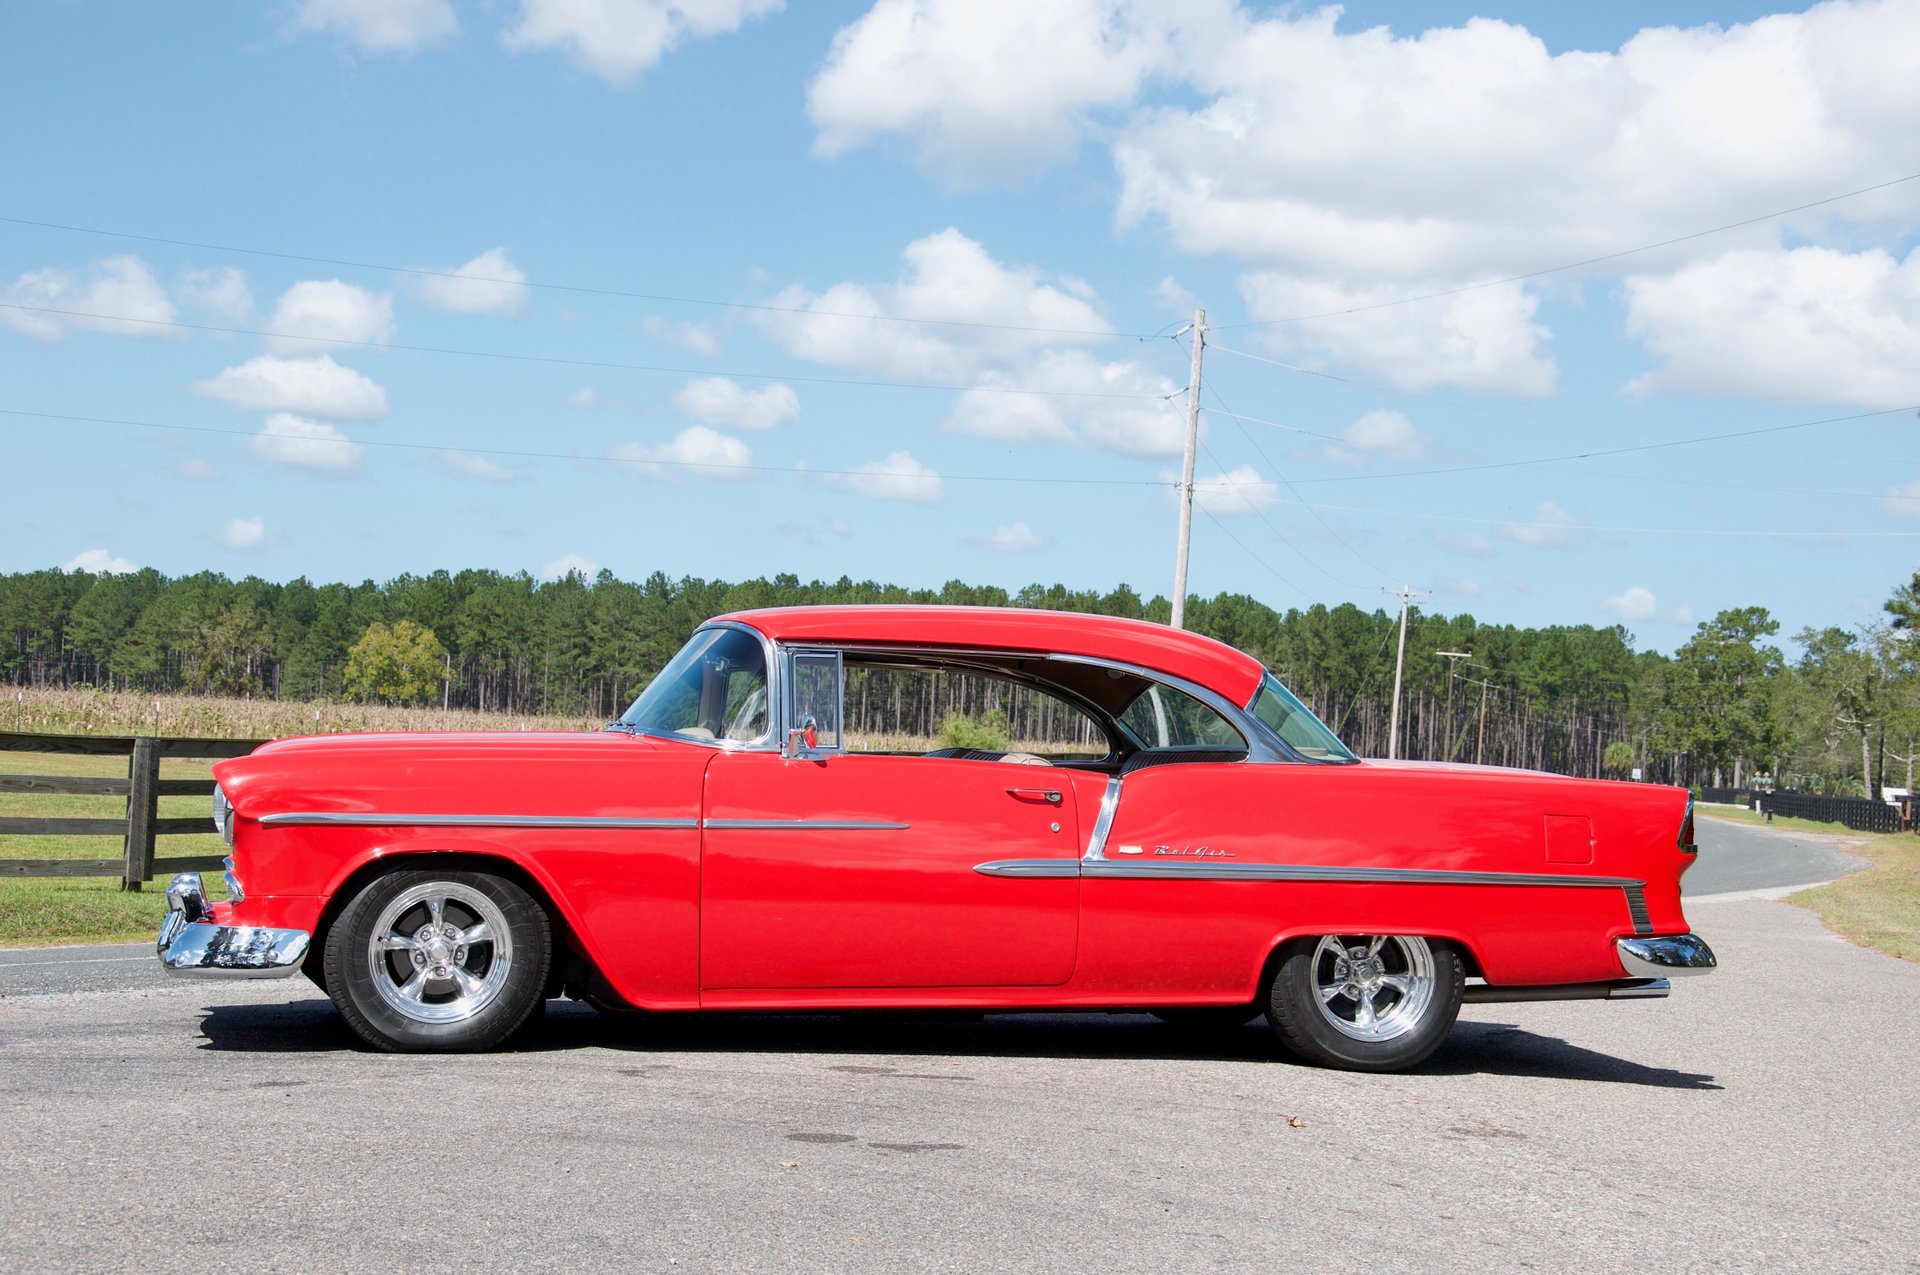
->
[[1617, 933, 1717, 979], [156, 872, 309, 978]]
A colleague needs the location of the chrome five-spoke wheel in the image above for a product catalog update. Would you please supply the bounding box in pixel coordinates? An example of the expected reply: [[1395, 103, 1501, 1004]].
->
[[1268, 933, 1463, 1072], [366, 881, 514, 1025], [325, 868, 549, 1052], [1308, 934, 1435, 1043]]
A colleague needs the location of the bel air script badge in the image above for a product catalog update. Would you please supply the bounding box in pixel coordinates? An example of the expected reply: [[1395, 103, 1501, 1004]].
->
[[1114, 844, 1235, 859]]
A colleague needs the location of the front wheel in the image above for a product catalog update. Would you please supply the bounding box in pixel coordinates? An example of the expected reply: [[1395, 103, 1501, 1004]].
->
[[324, 869, 550, 1052], [1266, 934, 1462, 1072]]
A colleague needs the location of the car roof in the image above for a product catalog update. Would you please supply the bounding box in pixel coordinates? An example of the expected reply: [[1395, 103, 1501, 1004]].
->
[[712, 605, 1266, 705]]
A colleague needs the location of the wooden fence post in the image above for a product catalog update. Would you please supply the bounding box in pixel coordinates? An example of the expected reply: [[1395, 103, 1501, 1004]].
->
[[121, 737, 160, 891]]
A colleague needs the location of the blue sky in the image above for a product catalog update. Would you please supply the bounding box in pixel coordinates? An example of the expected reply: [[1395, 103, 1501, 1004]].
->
[[3, 0, 1917, 653]]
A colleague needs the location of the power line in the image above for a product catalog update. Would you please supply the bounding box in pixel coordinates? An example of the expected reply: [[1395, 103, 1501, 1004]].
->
[[1212, 170, 1920, 330], [0, 302, 1166, 401], [0, 406, 1173, 488], [1203, 402, 1920, 483], [1204, 380, 1394, 584], [0, 212, 1143, 339]]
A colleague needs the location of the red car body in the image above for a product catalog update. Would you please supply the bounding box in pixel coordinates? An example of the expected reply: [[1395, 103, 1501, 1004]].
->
[[159, 606, 1714, 1069]]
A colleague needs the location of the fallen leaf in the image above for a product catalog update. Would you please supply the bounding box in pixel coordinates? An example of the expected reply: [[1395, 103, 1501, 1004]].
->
[[778, 1161, 799, 1169], [1287, 1116, 1307, 1128]]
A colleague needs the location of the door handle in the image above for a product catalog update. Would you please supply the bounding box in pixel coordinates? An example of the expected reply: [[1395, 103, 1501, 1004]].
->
[[1006, 788, 1062, 805]]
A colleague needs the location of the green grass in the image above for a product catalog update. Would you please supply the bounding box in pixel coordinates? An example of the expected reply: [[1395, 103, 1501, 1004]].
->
[[1698, 804, 1920, 963]]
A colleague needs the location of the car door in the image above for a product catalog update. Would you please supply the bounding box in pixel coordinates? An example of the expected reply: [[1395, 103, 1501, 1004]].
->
[[698, 650, 1082, 991]]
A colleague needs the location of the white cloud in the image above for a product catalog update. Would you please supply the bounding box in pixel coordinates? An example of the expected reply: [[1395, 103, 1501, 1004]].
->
[[539, 552, 601, 580], [62, 549, 137, 575], [1434, 576, 1482, 598], [565, 387, 601, 409], [751, 228, 1112, 381], [1497, 501, 1584, 549], [774, 515, 853, 545], [943, 350, 1185, 455], [504, 0, 783, 85], [1183, 464, 1277, 516], [822, 450, 946, 505], [169, 457, 219, 482], [248, 414, 366, 476], [190, 355, 389, 419], [218, 517, 269, 553], [809, 0, 1182, 180], [0, 255, 175, 342], [1601, 585, 1659, 623], [972, 521, 1049, 552], [1880, 480, 1920, 520], [1431, 530, 1494, 558], [643, 315, 725, 358], [1623, 246, 1920, 407], [1112, 4, 1920, 282], [1238, 275, 1556, 397], [266, 280, 394, 353], [290, 0, 457, 52], [430, 449, 515, 483], [672, 376, 800, 430], [410, 247, 529, 316], [1154, 275, 1198, 315], [1320, 409, 1429, 467], [177, 267, 253, 325], [607, 426, 753, 481]]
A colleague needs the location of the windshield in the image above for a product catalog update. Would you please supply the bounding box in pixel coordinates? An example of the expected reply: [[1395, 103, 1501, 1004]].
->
[[1249, 673, 1356, 763], [619, 627, 769, 744]]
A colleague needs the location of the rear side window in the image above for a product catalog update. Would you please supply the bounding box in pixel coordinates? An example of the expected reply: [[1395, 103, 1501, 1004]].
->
[[1118, 684, 1245, 748]]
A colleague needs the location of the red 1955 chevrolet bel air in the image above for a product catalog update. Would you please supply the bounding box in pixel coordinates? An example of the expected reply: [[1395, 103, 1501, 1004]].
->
[[158, 605, 1713, 1072]]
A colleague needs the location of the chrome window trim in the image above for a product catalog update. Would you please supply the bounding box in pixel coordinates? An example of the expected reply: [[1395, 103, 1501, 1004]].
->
[[702, 818, 910, 831], [624, 620, 780, 753], [259, 812, 698, 830], [1081, 777, 1124, 861]]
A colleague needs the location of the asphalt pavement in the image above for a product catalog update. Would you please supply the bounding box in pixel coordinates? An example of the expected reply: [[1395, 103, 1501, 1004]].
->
[[2, 818, 1913, 1272]]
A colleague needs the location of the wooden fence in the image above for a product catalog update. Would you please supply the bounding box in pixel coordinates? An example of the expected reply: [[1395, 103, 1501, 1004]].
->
[[0, 731, 263, 889]]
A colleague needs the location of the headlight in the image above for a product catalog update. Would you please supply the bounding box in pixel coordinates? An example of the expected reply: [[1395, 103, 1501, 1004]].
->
[[212, 783, 234, 846]]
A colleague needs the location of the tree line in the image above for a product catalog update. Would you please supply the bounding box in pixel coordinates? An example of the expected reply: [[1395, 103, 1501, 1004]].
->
[[2, 564, 1914, 793]]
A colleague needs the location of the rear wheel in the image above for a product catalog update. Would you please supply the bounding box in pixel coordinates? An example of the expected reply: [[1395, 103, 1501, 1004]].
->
[[325, 869, 550, 1053], [1266, 934, 1461, 1072]]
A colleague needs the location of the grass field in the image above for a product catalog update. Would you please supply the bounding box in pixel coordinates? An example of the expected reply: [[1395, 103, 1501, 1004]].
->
[[1698, 805, 1920, 963]]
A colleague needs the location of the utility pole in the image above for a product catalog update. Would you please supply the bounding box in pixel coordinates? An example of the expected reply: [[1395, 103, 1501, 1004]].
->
[[1383, 584, 1429, 760], [1170, 307, 1205, 630], [1436, 650, 1471, 762], [1475, 676, 1491, 765]]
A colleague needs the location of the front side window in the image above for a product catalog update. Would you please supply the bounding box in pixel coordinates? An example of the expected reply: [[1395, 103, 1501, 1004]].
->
[[1250, 673, 1356, 762], [1117, 683, 1245, 748], [620, 627, 768, 743], [789, 650, 843, 750]]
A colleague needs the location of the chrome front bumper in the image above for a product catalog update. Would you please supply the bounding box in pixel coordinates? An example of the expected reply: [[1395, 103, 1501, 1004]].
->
[[156, 872, 310, 978], [1616, 933, 1717, 979]]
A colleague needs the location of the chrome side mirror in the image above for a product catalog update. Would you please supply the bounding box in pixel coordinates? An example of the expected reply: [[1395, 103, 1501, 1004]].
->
[[783, 714, 819, 760]]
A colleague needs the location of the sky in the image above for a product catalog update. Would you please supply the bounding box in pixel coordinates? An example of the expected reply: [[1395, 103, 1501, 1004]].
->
[[2, 0, 1918, 655]]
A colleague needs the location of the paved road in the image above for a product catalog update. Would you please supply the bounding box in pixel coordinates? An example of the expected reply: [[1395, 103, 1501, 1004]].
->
[[1685, 810, 1870, 897], [2, 823, 1915, 1271]]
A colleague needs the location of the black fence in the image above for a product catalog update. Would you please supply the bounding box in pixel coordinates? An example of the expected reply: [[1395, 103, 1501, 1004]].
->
[[1696, 787, 1757, 806], [1757, 790, 1904, 834]]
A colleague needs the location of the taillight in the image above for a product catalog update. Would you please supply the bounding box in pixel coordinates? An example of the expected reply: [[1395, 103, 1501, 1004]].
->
[[1677, 798, 1697, 854]]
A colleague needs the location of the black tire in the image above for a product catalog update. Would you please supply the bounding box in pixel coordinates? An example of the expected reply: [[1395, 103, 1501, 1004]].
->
[[1150, 1005, 1263, 1030], [324, 868, 550, 1053], [1266, 934, 1462, 1072]]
